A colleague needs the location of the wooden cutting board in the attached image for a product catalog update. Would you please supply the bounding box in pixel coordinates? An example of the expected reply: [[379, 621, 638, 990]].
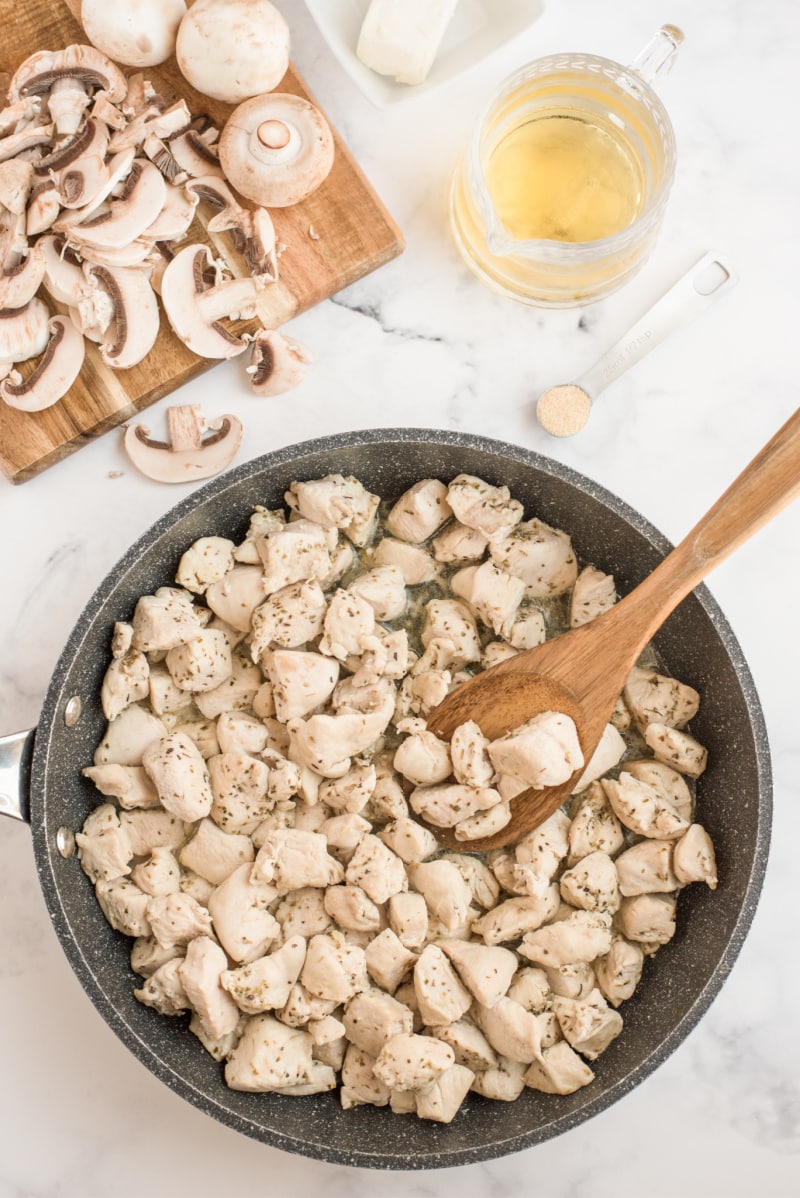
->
[[0, 0, 404, 484]]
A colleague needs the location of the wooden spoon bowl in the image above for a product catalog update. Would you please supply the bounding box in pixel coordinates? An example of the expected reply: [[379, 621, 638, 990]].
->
[[427, 406, 800, 852]]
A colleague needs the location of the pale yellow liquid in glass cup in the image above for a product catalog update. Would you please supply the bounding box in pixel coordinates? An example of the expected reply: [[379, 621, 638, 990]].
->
[[449, 29, 681, 307]]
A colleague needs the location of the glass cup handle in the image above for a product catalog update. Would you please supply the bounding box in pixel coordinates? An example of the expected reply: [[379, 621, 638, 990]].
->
[[629, 24, 684, 86]]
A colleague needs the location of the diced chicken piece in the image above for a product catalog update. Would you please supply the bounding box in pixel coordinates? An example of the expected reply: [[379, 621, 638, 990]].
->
[[148, 664, 192, 716], [147, 892, 213, 949], [601, 771, 690, 839], [644, 723, 708, 777], [439, 939, 517, 1007], [363, 757, 409, 822], [524, 1041, 594, 1095], [76, 803, 132, 883], [432, 520, 488, 563], [387, 891, 429, 948], [473, 996, 542, 1063], [519, 910, 613, 968], [189, 1011, 243, 1061], [443, 853, 500, 911], [93, 703, 167, 767], [339, 1044, 390, 1109], [195, 654, 263, 720], [450, 721, 495, 788], [346, 834, 407, 904], [395, 669, 452, 720], [165, 629, 232, 693], [673, 823, 718, 888], [180, 870, 215, 906], [407, 860, 472, 932], [431, 1020, 497, 1072], [481, 642, 520, 668], [208, 751, 271, 834], [178, 817, 254, 885], [285, 474, 379, 546], [250, 580, 327, 658], [269, 1058, 339, 1096], [507, 967, 550, 1014], [256, 519, 332, 595], [515, 808, 571, 876], [274, 887, 332, 942], [615, 893, 677, 945], [96, 877, 152, 937], [507, 608, 547, 650], [552, 988, 623, 1060], [615, 840, 678, 897], [543, 961, 595, 1000], [624, 665, 700, 732], [421, 599, 481, 668], [288, 701, 394, 779], [365, 928, 418, 993], [372, 537, 436, 584], [308, 1014, 346, 1046], [319, 764, 376, 815], [347, 565, 406, 621], [567, 782, 625, 865], [594, 935, 645, 1007], [233, 507, 286, 563], [275, 980, 336, 1028], [264, 650, 339, 723], [262, 752, 301, 804], [100, 650, 150, 721], [385, 478, 452, 543], [473, 889, 560, 946], [207, 862, 280, 963], [179, 935, 240, 1038], [251, 828, 344, 893], [131, 586, 207, 652], [409, 782, 501, 828], [319, 588, 375, 661], [571, 723, 626, 793], [216, 710, 268, 756], [373, 1032, 455, 1092], [324, 885, 382, 933], [446, 474, 523, 539], [319, 539, 356, 590], [378, 816, 439, 864], [205, 565, 269, 632], [176, 537, 235, 595], [301, 931, 368, 1003], [320, 813, 371, 861], [134, 957, 190, 1016], [569, 566, 616, 628], [414, 944, 472, 1025], [131, 847, 180, 897], [130, 936, 183, 978], [472, 1055, 526, 1101], [393, 730, 452, 787], [624, 759, 694, 822], [222, 935, 307, 1013], [143, 731, 213, 821], [490, 518, 577, 596], [82, 763, 159, 810], [489, 712, 584, 791], [342, 990, 415, 1057], [112, 622, 134, 658], [455, 802, 511, 841], [225, 1014, 315, 1092], [119, 808, 186, 856], [454, 559, 525, 638], [559, 851, 621, 913]]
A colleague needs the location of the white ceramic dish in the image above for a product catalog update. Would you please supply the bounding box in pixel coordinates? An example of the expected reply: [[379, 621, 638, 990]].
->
[[303, 0, 545, 107]]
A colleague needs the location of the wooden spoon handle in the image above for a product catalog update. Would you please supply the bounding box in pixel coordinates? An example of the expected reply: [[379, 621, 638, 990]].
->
[[613, 406, 800, 652]]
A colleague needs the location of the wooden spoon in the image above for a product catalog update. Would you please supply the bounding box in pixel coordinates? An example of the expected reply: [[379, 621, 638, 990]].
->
[[426, 406, 800, 852]]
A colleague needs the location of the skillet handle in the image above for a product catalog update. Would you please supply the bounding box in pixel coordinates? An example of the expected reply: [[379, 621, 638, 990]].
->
[[0, 729, 34, 824]]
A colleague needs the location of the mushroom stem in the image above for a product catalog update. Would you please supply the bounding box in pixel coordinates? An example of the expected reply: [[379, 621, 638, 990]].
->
[[197, 275, 264, 323], [168, 405, 205, 452], [257, 120, 292, 151]]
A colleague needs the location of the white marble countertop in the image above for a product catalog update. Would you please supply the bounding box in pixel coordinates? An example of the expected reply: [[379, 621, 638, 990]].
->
[[1, 0, 798, 1194]]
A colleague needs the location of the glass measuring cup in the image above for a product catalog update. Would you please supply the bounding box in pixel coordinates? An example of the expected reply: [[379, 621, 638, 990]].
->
[[449, 26, 683, 307]]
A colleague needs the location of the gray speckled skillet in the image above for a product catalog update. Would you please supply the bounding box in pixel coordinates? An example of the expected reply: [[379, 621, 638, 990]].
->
[[9, 429, 771, 1169]]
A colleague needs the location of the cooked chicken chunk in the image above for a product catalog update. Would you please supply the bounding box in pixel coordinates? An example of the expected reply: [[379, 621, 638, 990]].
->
[[624, 665, 700, 732], [256, 519, 332, 595], [409, 782, 502, 828], [524, 1041, 594, 1095], [178, 817, 254, 885], [372, 537, 436, 584], [432, 520, 488, 563], [387, 891, 429, 948], [407, 860, 472, 933], [490, 518, 577, 596], [119, 808, 186, 856], [378, 817, 439, 864], [489, 712, 584, 791], [569, 565, 616, 627], [421, 599, 481, 668], [506, 967, 550, 1013], [288, 702, 394, 778], [431, 1020, 498, 1073], [373, 1032, 455, 1092], [385, 478, 452, 543], [176, 537, 235, 595], [251, 828, 344, 894], [130, 936, 183, 979], [559, 851, 621, 913], [131, 586, 207, 652], [339, 1044, 390, 1109], [552, 988, 623, 1060], [207, 862, 280, 964], [393, 730, 452, 787], [473, 996, 542, 1063], [570, 722, 626, 793], [624, 759, 694, 822], [96, 877, 152, 937], [455, 802, 512, 842], [222, 935, 307, 1013], [76, 803, 132, 883], [544, 961, 596, 1000], [147, 892, 213, 949], [131, 847, 180, 897], [94, 703, 168, 767], [285, 475, 379, 546], [324, 885, 382, 933], [507, 608, 547, 650], [615, 893, 677, 944], [567, 782, 625, 864], [453, 559, 525, 638], [450, 721, 495, 788], [274, 886, 332, 942], [264, 650, 340, 722], [347, 565, 407, 621], [82, 763, 159, 810], [601, 771, 690, 839], [301, 931, 368, 1004], [208, 751, 271, 834], [319, 764, 376, 815], [673, 823, 718, 888], [250, 581, 327, 661], [346, 834, 407, 904], [165, 629, 232, 693], [234, 507, 286, 563], [216, 710, 268, 756], [414, 944, 472, 1025], [205, 565, 269, 632], [194, 654, 263, 720], [225, 1014, 315, 1092], [615, 840, 678, 896], [365, 928, 418, 994], [100, 650, 150, 721], [179, 935, 240, 1038], [644, 723, 708, 777], [519, 910, 613, 968], [134, 957, 190, 1016], [473, 890, 560, 946], [342, 990, 415, 1058], [594, 935, 645, 1007], [142, 731, 213, 821], [319, 588, 375, 661], [439, 939, 517, 1007], [446, 474, 523, 539], [472, 1055, 526, 1101]]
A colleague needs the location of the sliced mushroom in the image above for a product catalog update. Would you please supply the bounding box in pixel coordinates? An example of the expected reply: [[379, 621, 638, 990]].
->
[[54, 148, 136, 231], [219, 94, 335, 208], [0, 124, 54, 163], [142, 181, 199, 241], [160, 243, 270, 359], [0, 297, 50, 378], [247, 329, 311, 396], [66, 158, 166, 249], [186, 175, 277, 278], [8, 45, 128, 106], [124, 403, 243, 483], [27, 180, 61, 236], [0, 159, 33, 213], [108, 100, 191, 154], [0, 315, 85, 411], [167, 128, 224, 180], [82, 262, 160, 368], [0, 246, 47, 312]]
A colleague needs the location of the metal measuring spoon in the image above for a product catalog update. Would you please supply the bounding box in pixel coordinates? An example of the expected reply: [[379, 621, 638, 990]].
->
[[536, 251, 737, 437]]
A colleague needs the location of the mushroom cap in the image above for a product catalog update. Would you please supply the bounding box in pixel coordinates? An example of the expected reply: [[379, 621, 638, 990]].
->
[[8, 44, 127, 103], [81, 0, 187, 68], [219, 93, 334, 208], [176, 0, 290, 104]]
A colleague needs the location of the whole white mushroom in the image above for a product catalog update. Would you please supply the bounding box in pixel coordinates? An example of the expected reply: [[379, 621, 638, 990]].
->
[[176, 0, 291, 104], [81, 0, 187, 68]]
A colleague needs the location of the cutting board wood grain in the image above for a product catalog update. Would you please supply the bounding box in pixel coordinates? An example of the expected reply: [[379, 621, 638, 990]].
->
[[0, 0, 403, 484]]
